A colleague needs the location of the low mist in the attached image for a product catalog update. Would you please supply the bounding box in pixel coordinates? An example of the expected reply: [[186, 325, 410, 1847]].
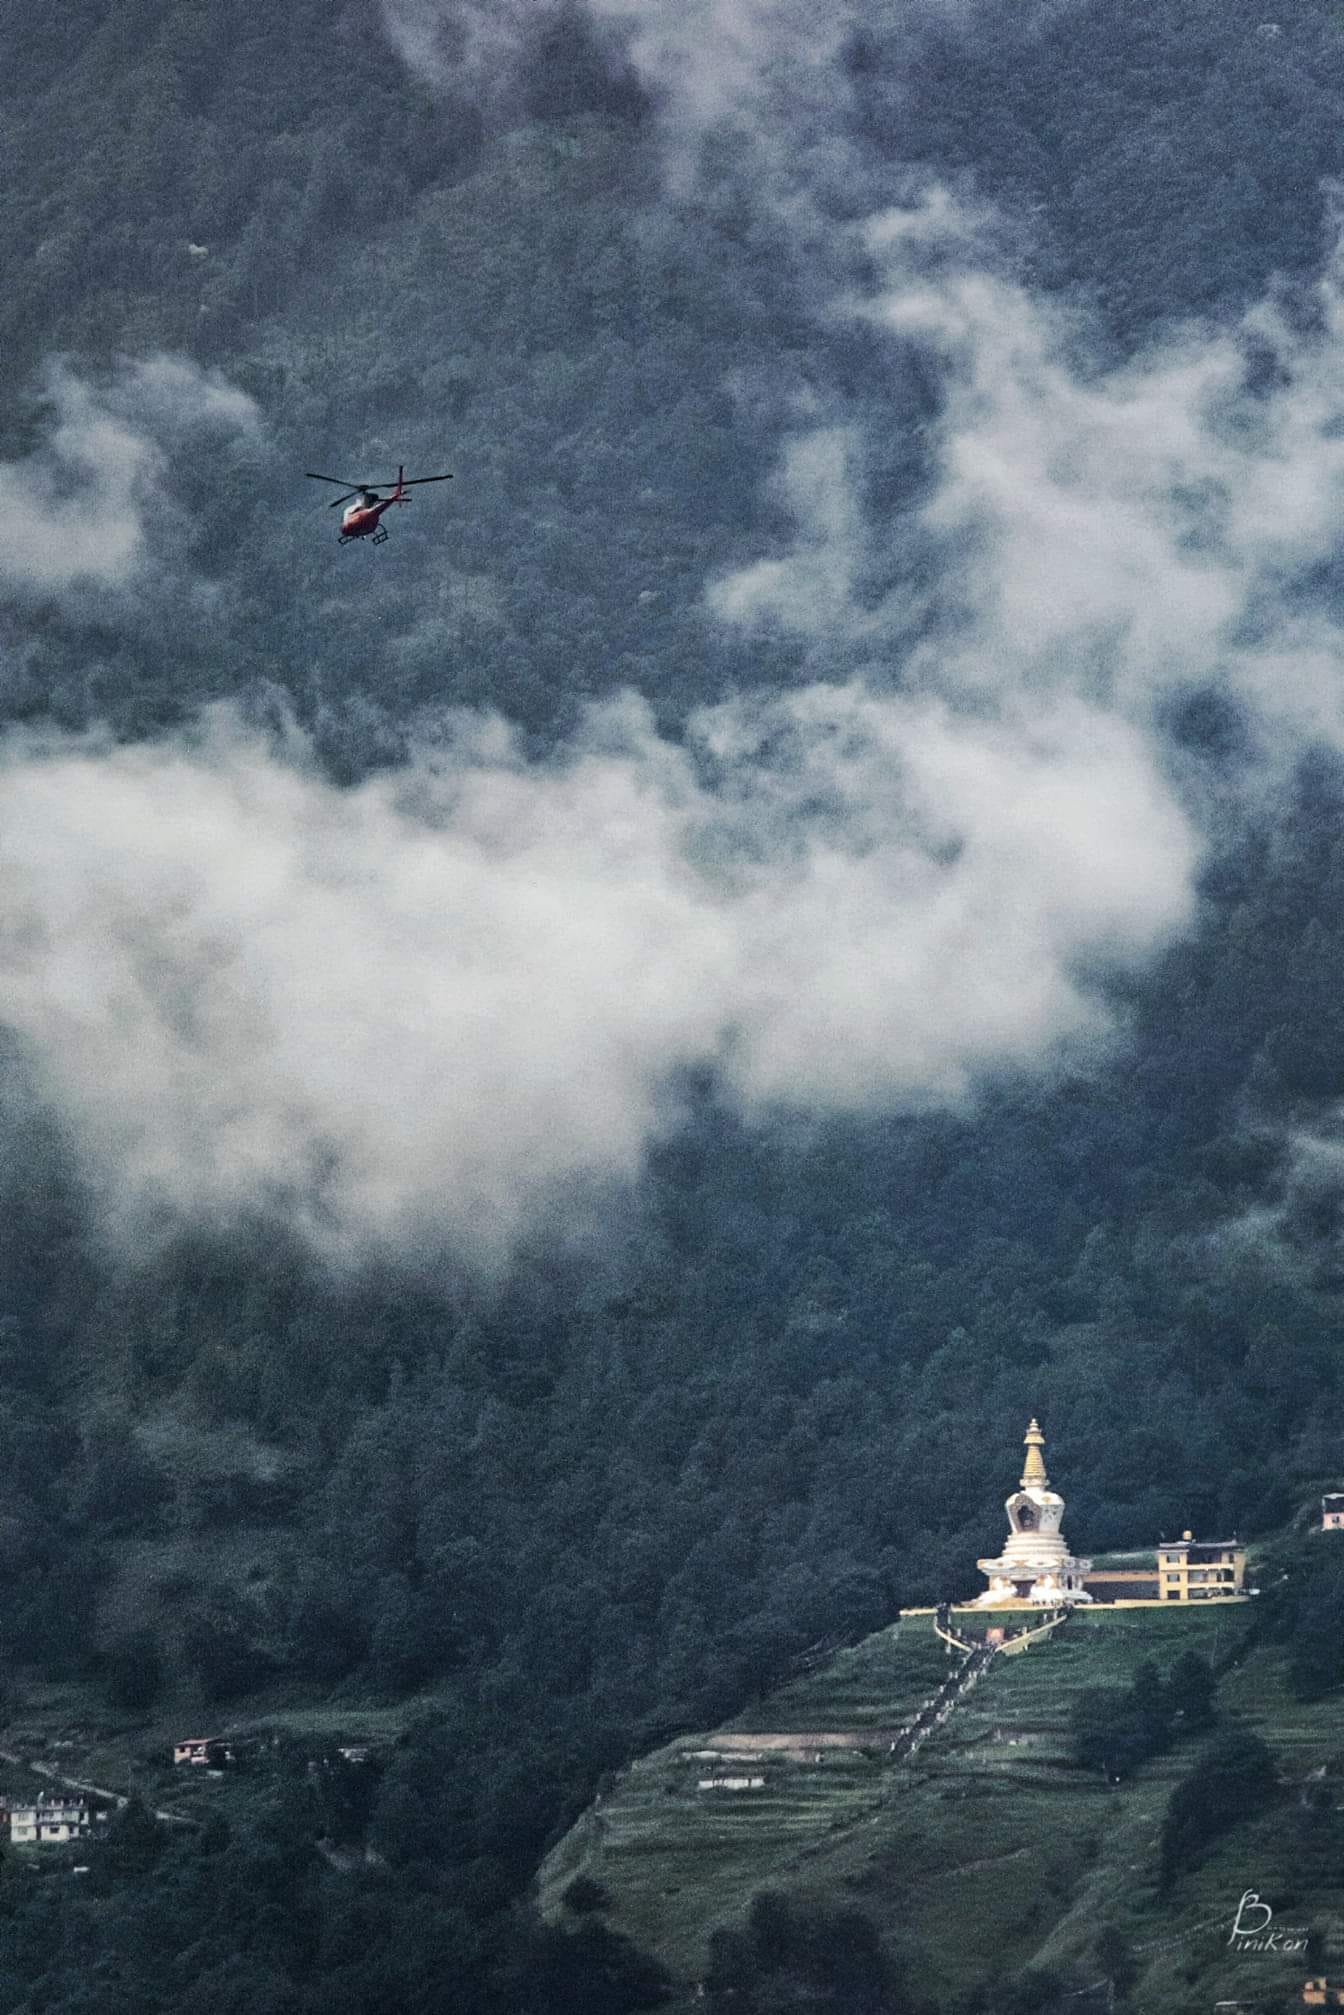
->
[[0, 682, 1193, 1264], [10, 196, 1344, 1265], [0, 357, 258, 604], [7, 11, 1344, 1267]]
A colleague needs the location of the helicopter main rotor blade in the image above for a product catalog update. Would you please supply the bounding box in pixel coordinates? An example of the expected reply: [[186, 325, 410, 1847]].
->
[[303, 468, 452, 512]]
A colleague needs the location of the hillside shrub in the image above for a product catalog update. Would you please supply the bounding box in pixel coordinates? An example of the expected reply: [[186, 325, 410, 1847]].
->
[[706, 1890, 915, 2014], [1159, 1732, 1279, 1889], [1070, 1653, 1218, 1780]]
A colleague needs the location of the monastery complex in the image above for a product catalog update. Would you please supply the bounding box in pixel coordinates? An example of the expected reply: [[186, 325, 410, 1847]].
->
[[973, 1418, 1247, 1608]]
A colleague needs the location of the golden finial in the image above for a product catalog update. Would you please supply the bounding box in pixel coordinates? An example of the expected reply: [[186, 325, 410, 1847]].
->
[[1021, 1417, 1049, 1489]]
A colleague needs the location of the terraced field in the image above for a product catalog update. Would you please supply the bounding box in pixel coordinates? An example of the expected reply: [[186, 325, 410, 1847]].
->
[[723, 1616, 953, 1734], [539, 1602, 1344, 2012], [539, 1617, 955, 1973]]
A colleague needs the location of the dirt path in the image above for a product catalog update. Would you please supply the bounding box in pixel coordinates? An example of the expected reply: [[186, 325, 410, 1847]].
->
[[0, 1747, 195, 1827]]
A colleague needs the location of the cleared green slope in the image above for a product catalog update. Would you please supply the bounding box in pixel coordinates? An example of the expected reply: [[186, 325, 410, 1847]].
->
[[540, 1605, 1344, 2011]]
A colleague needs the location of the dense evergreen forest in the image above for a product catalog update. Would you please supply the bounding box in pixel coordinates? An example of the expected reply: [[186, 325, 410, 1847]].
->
[[4, 0, 1344, 2008]]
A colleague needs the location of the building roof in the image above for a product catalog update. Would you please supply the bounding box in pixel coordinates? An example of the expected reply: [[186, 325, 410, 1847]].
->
[[1158, 1537, 1241, 1558]]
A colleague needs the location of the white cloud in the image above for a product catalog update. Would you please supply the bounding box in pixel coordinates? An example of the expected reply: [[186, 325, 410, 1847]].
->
[[379, 0, 862, 190], [714, 198, 1344, 777], [0, 684, 1194, 1265], [699, 685, 1196, 1107], [379, 0, 534, 100], [0, 358, 258, 603], [592, 0, 856, 187], [709, 428, 863, 633]]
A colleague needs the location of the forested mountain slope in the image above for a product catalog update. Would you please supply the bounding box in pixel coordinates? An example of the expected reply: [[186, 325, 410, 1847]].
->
[[3, 1, 1344, 2010]]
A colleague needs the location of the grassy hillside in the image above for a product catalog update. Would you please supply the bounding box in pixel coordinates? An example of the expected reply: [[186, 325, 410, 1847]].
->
[[540, 1603, 1344, 2011]]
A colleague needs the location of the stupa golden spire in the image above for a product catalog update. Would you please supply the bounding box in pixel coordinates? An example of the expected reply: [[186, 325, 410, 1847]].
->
[[1020, 1417, 1049, 1489]]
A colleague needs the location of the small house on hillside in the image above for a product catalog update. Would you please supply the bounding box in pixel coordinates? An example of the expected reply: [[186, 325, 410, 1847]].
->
[[1321, 1496, 1344, 1532], [173, 1736, 235, 1768], [9, 1796, 101, 1846]]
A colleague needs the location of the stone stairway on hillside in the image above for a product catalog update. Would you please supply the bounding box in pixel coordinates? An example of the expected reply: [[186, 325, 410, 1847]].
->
[[701, 1607, 1072, 1773], [889, 1604, 1071, 1764], [890, 1639, 992, 1765]]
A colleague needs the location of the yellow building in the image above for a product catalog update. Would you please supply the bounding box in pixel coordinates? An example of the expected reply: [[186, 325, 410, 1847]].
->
[[1156, 1530, 1246, 1601]]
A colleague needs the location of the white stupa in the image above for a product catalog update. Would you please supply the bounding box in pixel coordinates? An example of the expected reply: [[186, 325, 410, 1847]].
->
[[975, 1418, 1092, 1606]]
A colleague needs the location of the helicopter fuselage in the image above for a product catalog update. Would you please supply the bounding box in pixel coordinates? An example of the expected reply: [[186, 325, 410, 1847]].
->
[[339, 490, 404, 541]]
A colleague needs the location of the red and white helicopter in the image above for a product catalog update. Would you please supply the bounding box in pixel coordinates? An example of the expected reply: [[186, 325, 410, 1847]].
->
[[304, 464, 453, 546]]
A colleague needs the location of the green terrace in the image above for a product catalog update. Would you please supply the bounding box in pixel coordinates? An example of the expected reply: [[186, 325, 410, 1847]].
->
[[721, 1617, 953, 1735], [539, 1603, 1344, 2012]]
